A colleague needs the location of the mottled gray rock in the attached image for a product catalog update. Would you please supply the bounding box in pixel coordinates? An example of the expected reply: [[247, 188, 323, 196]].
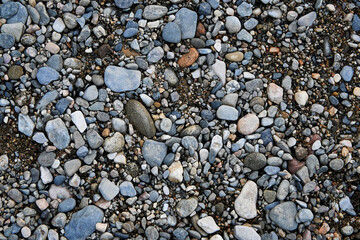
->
[[104, 66, 141, 92], [225, 16, 241, 33], [176, 198, 198, 217], [142, 140, 167, 167], [1, 23, 24, 42], [143, 5, 168, 20], [99, 178, 119, 201], [244, 153, 266, 170], [86, 129, 104, 149], [114, 0, 134, 8], [174, 8, 198, 39], [234, 181, 257, 219], [64, 206, 104, 240], [103, 132, 125, 153], [45, 118, 70, 150], [269, 202, 298, 231], [0, 33, 15, 49], [147, 46, 164, 63], [37, 67, 60, 85], [216, 105, 238, 121], [298, 11, 317, 26], [18, 114, 35, 137], [234, 226, 261, 240]]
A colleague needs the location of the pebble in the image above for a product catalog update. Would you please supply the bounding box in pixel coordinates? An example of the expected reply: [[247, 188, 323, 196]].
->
[[143, 5, 168, 20], [234, 226, 261, 240], [142, 140, 167, 167], [103, 132, 125, 153], [294, 91, 309, 106], [64, 206, 104, 240], [99, 178, 119, 201], [197, 216, 220, 234], [45, 118, 70, 149], [340, 66, 354, 82], [234, 180, 258, 219], [176, 198, 198, 217], [174, 8, 198, 39], [18, 114, 35, 137], [298, 11, 317, 26], [267, 83, 283, 104], [216, 105, 238, 121], [225, 16, 241, 33], [237, 114, 259, 135], [0, 33, 15, 49], [269, 202, 298, 231], [125, 100, 156, 138], [244, 153, 266, 170], [120, 181, 137, 197], [162, 22, 182, 43], [168, 161, 184, 183], [37, 67, 60, 85]]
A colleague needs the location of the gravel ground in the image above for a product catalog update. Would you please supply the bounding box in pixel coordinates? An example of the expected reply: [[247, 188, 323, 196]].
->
[[0, 0, 360, 239]]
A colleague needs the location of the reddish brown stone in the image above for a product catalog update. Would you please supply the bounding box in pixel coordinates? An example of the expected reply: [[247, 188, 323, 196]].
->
[[288, 158, 305, 174], [196, 23, 206, 36], [97, 44, 113, 58], [178, 48, 199, 68]]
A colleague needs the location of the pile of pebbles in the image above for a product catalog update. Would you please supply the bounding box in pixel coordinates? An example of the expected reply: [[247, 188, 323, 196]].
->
[[0, 0, 359, 239]]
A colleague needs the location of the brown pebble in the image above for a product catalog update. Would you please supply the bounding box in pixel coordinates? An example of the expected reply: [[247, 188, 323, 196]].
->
[[102, 128, 110, 137], [97, 44, 113, 58], [196, 23, 206, 36], [288, 158, 305, 174], [8, 65, 24, 80], [178, 48, 199, 68]]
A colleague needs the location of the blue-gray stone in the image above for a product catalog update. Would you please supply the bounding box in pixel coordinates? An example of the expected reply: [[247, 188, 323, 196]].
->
[[142, 140, 167, 167], [198, 2, 211, 15], [45, 118, 70, 150], [7, 3, 28, 24], [261, 129, 273, 146], [54, 175, 66, 185], [47, 54, 64, 72], [244, 18, 258, 30], [174, 8, 198, 39], [237, 2, 252, 17], [339, 196, 354, 211], [36, 90, 59, 110], [162, 22, 181, 43], [56, 98, 71, 114], [237, 29, 253, 43], [35, 2, 50, 26], [0, 2, 19, 19], [58, 198, 76, 212], [76, 146, 88, 157], [0, 33, 15, 49], [143, 5, 168, 20], [340, 66, 354, 82], [173, 228, 188, 240], [298, 11, 317, 26], [207, 0, 220, 9], [147, 46, 164, 63], [18, 114, 35, 137], [104, 66, 141, 92], [264, 166, 280, 175], [64, 205, 104, 240], [123, 28, 138, 38], [120, 181, 137, 197], [269, 202, 298, 231], [353, 15, 360, 31], [126, 20, 138, 29], [37, 67, 60, 85], [114, 0, 134, 8]]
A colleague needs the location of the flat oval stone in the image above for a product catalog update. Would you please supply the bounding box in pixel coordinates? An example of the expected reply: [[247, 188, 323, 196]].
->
[[234, 180, 258, 219], [237, 114, 259, 135], [37, 67, 60, 85], [216, 105, 238, 121], [125, 100, 156, 138], [244, 152, 266, 170], [225, 52, 244, 62], [114, 0, 134, 8], [176, 198, 198, 217], [104, 66, 141, 92], [298, 11, 317, 26], [143, 5, 168, 20], [142, 140, 167, 167]]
